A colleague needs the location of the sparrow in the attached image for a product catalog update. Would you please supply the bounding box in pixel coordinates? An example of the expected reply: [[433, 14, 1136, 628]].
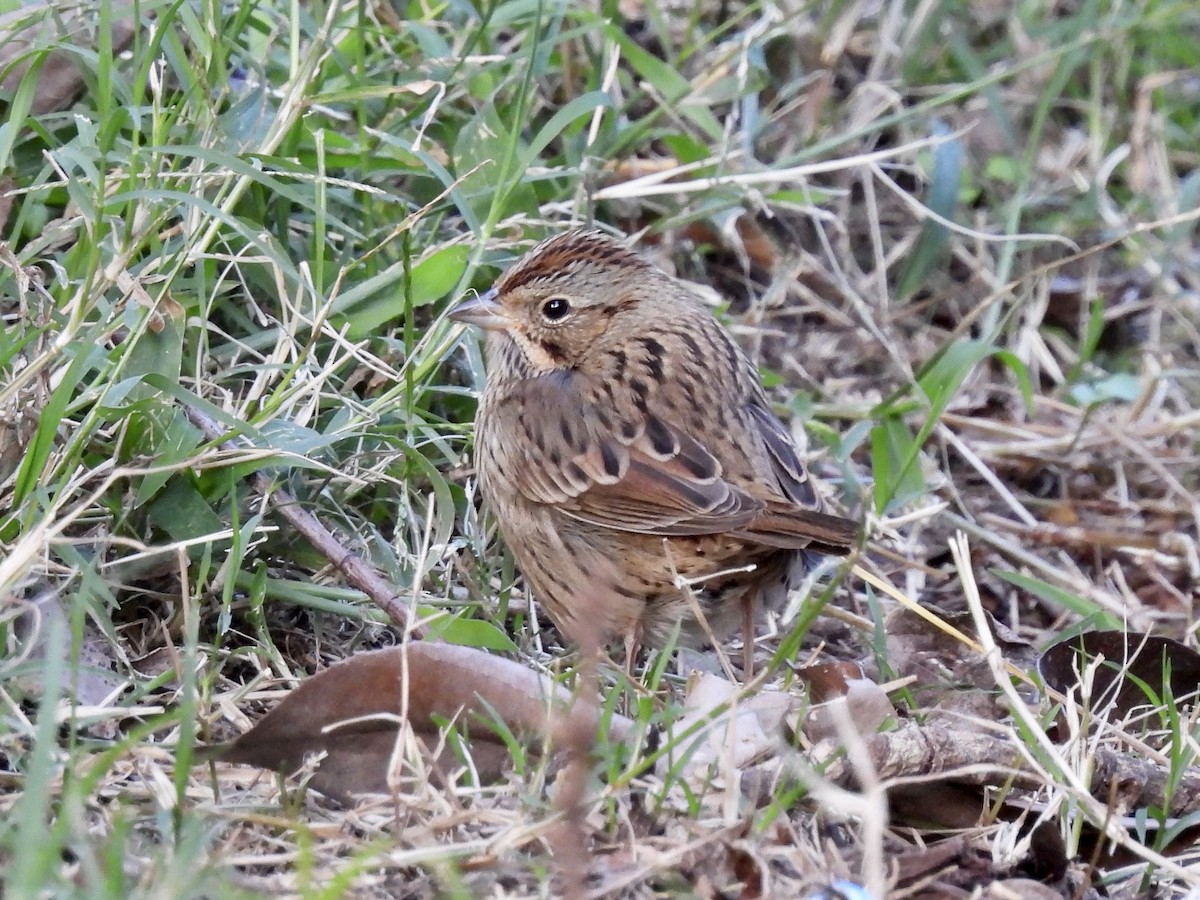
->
[[451, 229, 857, 665]]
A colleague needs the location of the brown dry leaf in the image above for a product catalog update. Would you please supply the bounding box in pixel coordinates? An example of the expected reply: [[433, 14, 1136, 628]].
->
[[603, 156, 681, 184], [1038, 630, 1200, 721], [116, 269, 185, 334], [0, 3, 137, 114], [888, 782, 988, 830], [982, 879, 1066, 900], [796, 660, 863, 704], [796, 661, 895, 744], [686, 837, 769, 900], [876, 828, 1077, 897], [680, 217, 781, 274], [889, 835, 974, 888], [891, 839, 1065, 900], [882, 605, 1037, 720], [658, 673, 792, 811], [210, 642, 631, 803], [11, 586, 125, 711]]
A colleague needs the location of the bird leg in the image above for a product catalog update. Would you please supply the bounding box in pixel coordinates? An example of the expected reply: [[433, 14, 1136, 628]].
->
[[741, 589, 756, 680], [623, 621, 643, 685]]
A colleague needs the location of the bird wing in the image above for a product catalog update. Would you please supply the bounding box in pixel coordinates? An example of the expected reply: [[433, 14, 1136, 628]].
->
[[743, 400, 817, 506], [490, 372, 762, 536], [734, 401, 857, 553]]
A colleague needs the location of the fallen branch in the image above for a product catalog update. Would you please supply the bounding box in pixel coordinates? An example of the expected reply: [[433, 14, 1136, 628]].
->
[[822, 724, 1200, 820], [182, 404, 417, 632]]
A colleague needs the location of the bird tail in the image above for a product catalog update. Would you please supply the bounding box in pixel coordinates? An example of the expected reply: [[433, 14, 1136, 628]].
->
[[735, 505, 858, 554]]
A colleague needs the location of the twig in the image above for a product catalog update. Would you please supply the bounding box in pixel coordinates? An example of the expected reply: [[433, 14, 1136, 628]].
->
[[182, 404, 418, 634]]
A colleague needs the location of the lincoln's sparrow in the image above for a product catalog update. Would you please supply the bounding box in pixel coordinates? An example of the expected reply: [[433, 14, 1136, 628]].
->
[[451, 229, 857, 662]]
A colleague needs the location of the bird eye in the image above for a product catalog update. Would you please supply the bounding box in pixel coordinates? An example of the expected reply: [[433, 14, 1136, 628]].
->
[[541, 296, 572, 322]]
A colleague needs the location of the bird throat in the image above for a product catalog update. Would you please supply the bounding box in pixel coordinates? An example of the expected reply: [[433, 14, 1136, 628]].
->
[[494, 327, 569, 374]]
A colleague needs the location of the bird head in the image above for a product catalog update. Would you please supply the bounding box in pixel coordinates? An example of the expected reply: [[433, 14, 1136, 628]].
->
[[449, 230, 658, 373]]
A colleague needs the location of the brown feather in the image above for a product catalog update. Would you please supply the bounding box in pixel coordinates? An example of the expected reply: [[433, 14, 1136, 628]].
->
[[735, 504, 860, 553], [453, 228, 860, 653]]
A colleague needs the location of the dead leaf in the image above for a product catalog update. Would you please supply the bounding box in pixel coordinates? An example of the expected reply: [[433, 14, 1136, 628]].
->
[[817, 721, 1200, 820], [658, 673, 793, 811], [208, 642, 632, 803], [115, 269, 185, 333], [882, 605, 1037, 720], [888, 782, 987, 830], [797, 660, 864, 704], [982, 878, 1064, 900], [604, 156, 681, 184], [796, 661, 895, 745], [11, 585, 125, 712], [0, 4, 137, 114], [680, 217, 781, 274], [684, 838, 768, 899], [799, 662, 895, 745], [1038, 630, 1200, 722]]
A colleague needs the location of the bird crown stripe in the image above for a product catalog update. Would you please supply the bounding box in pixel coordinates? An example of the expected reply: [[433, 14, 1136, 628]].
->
[[497, 233, 645, 293]]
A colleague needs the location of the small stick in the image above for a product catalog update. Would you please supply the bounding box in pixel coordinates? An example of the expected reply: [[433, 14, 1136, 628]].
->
[[182, 403, 418, 635]]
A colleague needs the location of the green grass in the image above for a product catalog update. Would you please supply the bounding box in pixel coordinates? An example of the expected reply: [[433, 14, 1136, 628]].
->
[[2, 0, 1200, 895]]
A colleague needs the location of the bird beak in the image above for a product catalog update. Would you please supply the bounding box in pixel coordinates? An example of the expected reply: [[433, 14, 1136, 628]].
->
[[448, 287, 508, 331]]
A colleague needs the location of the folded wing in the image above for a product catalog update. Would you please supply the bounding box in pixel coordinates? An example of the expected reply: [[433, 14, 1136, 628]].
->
[[491, 372, 857, 553]]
